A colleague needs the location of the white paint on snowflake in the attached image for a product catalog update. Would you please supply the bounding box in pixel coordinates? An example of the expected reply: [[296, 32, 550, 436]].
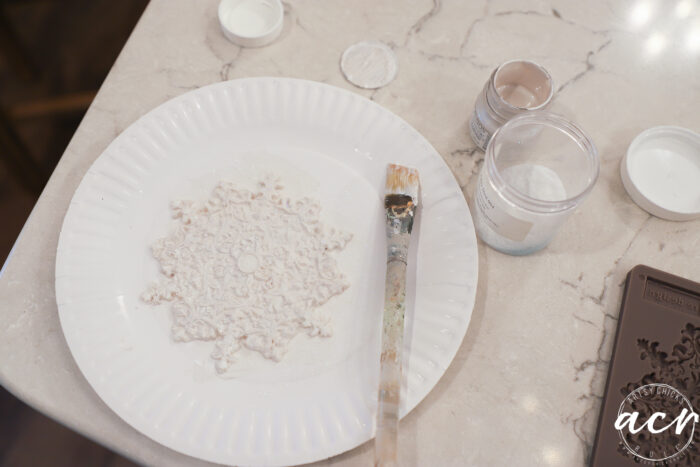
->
[[142, 177, 352, 373]]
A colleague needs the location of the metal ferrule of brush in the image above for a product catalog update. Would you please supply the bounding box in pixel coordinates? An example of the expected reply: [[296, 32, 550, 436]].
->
[[386, 212, 414, 235], [385, 198, 415, 257], [385, 211, 414, 263]]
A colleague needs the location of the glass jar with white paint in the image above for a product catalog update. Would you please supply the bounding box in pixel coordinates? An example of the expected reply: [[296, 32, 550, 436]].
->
[[469, 59, 554, 151], [472, 112, 599, 255]]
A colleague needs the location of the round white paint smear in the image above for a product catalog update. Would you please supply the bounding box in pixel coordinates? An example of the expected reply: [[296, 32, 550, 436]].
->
[[340, 41, 398, 89]]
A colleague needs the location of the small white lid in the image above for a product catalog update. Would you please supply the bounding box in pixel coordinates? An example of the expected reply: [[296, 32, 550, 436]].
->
[[621, 126, 700, 221], [218, 0, 283, 48]]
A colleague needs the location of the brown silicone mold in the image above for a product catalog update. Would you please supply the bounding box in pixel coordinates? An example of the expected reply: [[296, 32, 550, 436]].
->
[[591, 265, 700, 466]]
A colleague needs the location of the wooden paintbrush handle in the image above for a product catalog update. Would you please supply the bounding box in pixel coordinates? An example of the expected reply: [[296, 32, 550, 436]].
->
[[375, 255, 407, 467]]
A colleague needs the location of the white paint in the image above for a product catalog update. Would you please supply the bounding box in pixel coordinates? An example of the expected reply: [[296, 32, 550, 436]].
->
[[217, 0, 283, 47], [623, 126, 700, 219], [473, 164, 568, 255], [221, 0, 272, 37], [501, 164, 568, 202], [630, 146, 700, 212]]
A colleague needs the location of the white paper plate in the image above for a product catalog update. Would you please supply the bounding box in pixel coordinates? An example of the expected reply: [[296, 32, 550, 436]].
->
[[55, 78, 478, 466]]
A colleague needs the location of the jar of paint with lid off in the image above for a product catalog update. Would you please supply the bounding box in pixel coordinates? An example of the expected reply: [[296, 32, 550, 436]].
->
[[469, 60, 554, 151]]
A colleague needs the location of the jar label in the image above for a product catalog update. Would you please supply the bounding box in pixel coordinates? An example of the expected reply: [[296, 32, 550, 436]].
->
[[475, 176, 533, 242], [469, 110, 491, 150]]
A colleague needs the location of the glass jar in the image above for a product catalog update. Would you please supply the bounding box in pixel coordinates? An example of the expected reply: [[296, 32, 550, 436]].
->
[[469, 60, 554, 151], [472, 112, 599, 255]]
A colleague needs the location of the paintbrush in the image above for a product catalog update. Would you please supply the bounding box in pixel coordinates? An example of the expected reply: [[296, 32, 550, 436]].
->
[[375, 163, 420, 467]]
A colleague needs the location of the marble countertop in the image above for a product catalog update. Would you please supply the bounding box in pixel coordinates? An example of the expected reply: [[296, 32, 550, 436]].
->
[[1, 0, 699, 465]]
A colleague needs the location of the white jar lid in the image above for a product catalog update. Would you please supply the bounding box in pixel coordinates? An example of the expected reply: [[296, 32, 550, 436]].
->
[[621, 126, 700, 221], [218, 0, 283, 48]]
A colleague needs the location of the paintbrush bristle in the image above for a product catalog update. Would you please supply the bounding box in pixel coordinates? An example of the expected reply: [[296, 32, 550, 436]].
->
[[385, 164, 420, 203]]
